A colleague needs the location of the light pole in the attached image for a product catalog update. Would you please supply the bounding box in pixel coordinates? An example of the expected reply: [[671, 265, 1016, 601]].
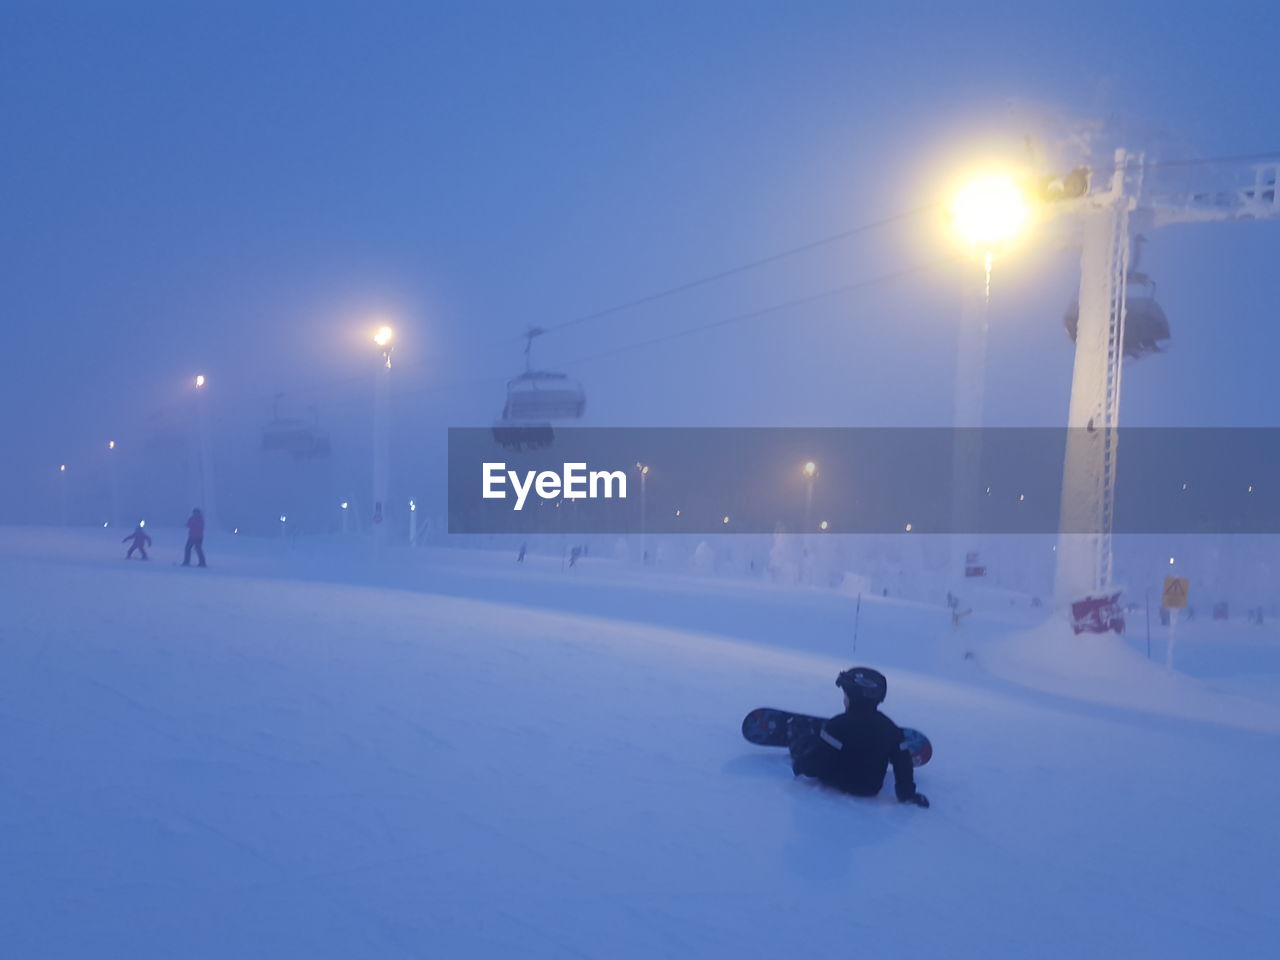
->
[[372, 326, 394, 545], [106, 441, 120, 529], [408, 498, 417, 547], [802, 461, 817, 583], [58, 463, 68, 526], [948, 173, 1029, 590], [636, 462, 649, 564], [193, 374, 217, 530]]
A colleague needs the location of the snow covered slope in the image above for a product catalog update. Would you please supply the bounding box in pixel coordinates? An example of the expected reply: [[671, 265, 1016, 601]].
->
[[1, 528, 1276, 958]]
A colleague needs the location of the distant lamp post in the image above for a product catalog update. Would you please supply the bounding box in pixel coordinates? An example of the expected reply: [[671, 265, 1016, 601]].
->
[[58, 464, 68, 526], [106, 440, 120, 529], [409, 498, 418, 547], [801, 461, 818, 583], [372, 325, 395, 546], [193, 374, 217, 530], [636, 462, 650, 564]]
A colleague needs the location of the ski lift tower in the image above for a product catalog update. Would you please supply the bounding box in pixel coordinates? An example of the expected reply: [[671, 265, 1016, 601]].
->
[[1053, 151, 1280, 609]]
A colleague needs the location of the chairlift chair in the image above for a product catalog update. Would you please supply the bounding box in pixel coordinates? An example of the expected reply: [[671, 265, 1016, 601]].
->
[[261, 395, 332, 459], [490, 327, 585, 448], [1063, 235, 1170, 361]]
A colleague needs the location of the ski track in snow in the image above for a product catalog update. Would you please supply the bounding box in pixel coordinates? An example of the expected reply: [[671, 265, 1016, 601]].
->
[[0, 527, 1276, 958]]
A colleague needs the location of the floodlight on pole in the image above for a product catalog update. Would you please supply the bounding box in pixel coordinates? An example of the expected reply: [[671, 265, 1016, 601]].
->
[[373, 326, 395, 367], [946, 171, 1030, 594], [802, 461, 817, 583], [950, 173, 1030, 251], [636, 463, 650, 564], [192, 373, 217, 530], [372, 324, 395, 545], [107, 440, 120, 529]]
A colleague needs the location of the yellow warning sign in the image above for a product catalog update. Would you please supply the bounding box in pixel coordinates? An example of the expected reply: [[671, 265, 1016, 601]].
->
[[1162, 576, 1189, 609]]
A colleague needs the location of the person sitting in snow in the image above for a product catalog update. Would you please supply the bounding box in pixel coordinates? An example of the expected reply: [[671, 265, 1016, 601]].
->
[[122, 524, 151, 560], [788, 666, 929, 808]]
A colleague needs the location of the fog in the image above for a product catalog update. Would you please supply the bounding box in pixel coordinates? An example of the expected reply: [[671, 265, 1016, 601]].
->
[[3, 1, 1278, 547]]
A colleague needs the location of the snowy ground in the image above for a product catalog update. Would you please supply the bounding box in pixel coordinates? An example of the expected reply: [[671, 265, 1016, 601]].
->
[[1, 527, 1277, 958]]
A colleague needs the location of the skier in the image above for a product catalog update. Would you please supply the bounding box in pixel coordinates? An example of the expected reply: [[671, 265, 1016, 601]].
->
[[122, 524, 151, 560], [182, 508, 207, 567], [788, 666, 929, 808]]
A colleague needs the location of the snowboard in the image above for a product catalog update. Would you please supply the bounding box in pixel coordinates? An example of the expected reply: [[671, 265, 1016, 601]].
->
[[741, 707, 933, 767]]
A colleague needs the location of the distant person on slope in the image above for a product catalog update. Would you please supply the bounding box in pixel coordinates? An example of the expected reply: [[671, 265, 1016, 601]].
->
[[122, 524, 151, 560], [788, 666, 929, 808], [182, 508, 207, 567]]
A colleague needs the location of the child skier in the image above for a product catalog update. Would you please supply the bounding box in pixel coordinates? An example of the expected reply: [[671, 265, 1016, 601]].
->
[[122, 524, 151, 560], [788, 666, 929, 807]]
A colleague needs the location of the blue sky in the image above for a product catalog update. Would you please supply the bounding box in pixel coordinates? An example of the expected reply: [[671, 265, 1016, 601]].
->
[[2, 1, 1278, 524]]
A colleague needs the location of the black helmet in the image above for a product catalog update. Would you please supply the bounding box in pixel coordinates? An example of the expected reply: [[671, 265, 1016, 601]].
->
[[836, 667, 887, 705]]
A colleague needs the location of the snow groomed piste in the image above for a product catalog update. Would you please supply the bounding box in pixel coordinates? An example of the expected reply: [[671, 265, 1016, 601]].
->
[[2, 526, 1276, 958]]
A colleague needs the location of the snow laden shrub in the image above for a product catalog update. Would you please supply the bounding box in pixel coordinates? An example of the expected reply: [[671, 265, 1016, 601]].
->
[[768, 527, 801, 584]]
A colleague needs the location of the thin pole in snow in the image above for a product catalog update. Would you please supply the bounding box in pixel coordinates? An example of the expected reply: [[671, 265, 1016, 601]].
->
[[853, 594, 862, 653], [1145, 589, 1151, 660]]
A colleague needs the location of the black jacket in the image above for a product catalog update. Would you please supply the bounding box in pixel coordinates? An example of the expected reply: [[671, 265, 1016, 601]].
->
[[792, 704, 917, 801]]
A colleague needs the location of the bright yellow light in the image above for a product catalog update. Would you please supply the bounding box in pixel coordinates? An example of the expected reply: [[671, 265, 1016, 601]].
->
[[904, 522, 912, 532], [59, 464, 66, 472], [722, 515, 730, 525], [802, 461, 817, 479], [819, 520, 829, 531], [373, 326, 394, 348], [108, 440, 115, 450], [195, 374, 206, 388], [951, 174, 1028, 249]]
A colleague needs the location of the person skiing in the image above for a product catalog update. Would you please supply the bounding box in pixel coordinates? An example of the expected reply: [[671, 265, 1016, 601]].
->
[[182, 508, 206, 567], [122, 524, 151, 560], [788, 666, 929, 808]]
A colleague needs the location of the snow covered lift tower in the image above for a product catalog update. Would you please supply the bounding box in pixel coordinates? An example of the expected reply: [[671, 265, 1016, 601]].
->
[[1053, 151, 1279, 610]]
